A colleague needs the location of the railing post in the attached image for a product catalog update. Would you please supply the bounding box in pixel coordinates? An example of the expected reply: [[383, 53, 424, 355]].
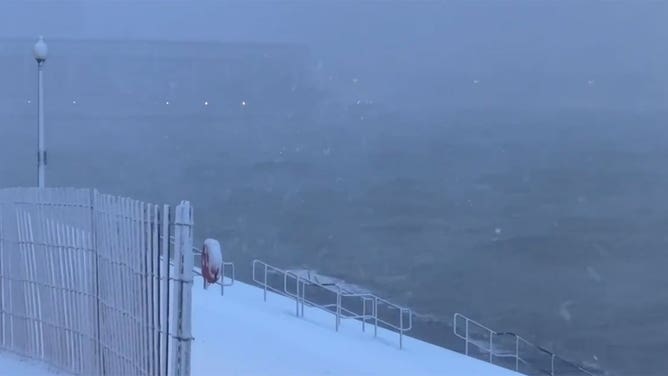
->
[[399, 310, 404, 350], [515, 335, 520, 371], [489, 332, 493, 363], [362, 299, 366, 332], [263, 264, 267, 302], [220, 260, 224, 296], [202, 267, 207, 290], [464, 319, 469, 355], [295, 276, 300, 317], [551, 353, 555, 376], [335, 288, 341, 332], [300, 280, 305, 318], [374, 297, 378, 338]]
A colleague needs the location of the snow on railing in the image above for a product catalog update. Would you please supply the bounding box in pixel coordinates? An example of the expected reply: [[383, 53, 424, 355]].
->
[[251, 259, 412, 349], [453, 313, 595, 376]]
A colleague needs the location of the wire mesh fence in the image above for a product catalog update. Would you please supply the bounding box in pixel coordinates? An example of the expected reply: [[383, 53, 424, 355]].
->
[[0, 187, 194, 376]]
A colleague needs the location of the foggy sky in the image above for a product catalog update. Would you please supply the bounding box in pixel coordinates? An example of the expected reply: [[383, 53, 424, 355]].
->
[[2, 1, 667, 112], [2, 1, 666, 75]]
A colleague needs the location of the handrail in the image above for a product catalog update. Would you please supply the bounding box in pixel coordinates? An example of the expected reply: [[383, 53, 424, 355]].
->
[[222, 262, 235, 287], [252, 259, 413, 349], [283, 270, 376, 331], [453, 313, 594, 376], [252, 259, 288, 302], [375, 295, 413, 332]]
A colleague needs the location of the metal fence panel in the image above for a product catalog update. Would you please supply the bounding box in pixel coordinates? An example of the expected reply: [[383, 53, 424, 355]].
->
[[0, 187, 193, 376]]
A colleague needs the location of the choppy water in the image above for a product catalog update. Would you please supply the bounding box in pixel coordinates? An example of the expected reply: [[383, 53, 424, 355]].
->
[[3, 109, 668, 375]]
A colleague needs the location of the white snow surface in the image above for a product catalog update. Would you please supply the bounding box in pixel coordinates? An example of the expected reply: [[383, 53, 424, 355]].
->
[[192, 276, 519, 376], [0, 350, 65, 375], [0, 275, 518, 376]]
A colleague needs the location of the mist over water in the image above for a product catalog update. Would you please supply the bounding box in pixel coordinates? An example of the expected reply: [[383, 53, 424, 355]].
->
[[2, 2, 668, 375]]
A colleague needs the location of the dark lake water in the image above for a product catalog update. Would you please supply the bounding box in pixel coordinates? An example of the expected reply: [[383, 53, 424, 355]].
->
[[3, 108, 668, 375]]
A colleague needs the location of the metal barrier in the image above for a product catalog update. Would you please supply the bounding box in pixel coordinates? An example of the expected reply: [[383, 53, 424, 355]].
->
[[453, 313, 594, 376], [0, 188, 194, 376], [252, 259, 412, 349], [222, 262, 235, 288], [251, 259, 289, 302], [374, 296, 413, 349], [282, 270, 375, 331]]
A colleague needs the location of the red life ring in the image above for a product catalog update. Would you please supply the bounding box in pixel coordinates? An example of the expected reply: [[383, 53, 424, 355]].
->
[[201, 239, 222, 284]]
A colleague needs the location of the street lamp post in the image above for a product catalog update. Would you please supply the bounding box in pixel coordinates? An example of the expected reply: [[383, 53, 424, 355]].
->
[[33, 36, 48, 188]]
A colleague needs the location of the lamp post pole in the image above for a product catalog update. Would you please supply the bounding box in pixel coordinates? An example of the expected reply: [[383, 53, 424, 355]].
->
[[33, 36, 48, 188]]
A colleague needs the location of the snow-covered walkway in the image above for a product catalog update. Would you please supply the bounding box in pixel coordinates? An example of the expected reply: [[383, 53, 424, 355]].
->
[[191, 277, 518, 376]]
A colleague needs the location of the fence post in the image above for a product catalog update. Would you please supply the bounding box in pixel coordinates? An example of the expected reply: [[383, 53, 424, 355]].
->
[[170, 201, 194, 376], [159, 204, 171, 376], [89, 189, 104, 375], [515, 335, 520, 371], [551, 354, 555, 376]]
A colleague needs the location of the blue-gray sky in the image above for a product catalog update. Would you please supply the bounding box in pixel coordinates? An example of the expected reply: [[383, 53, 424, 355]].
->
[[2, 1, 667, 111]]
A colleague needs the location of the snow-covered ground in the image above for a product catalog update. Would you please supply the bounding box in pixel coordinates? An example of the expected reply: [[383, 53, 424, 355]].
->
[[0, 350, 66, 375], [191, 276, 518, 376], [0, 275, 518, 376]]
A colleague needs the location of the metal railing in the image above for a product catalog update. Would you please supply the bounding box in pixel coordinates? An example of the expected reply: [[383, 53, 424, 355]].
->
[[252, 259, 412, 349], [282, 270, 374, 332], [453, 313, 594, 376], [251, 259, 288, 300]]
